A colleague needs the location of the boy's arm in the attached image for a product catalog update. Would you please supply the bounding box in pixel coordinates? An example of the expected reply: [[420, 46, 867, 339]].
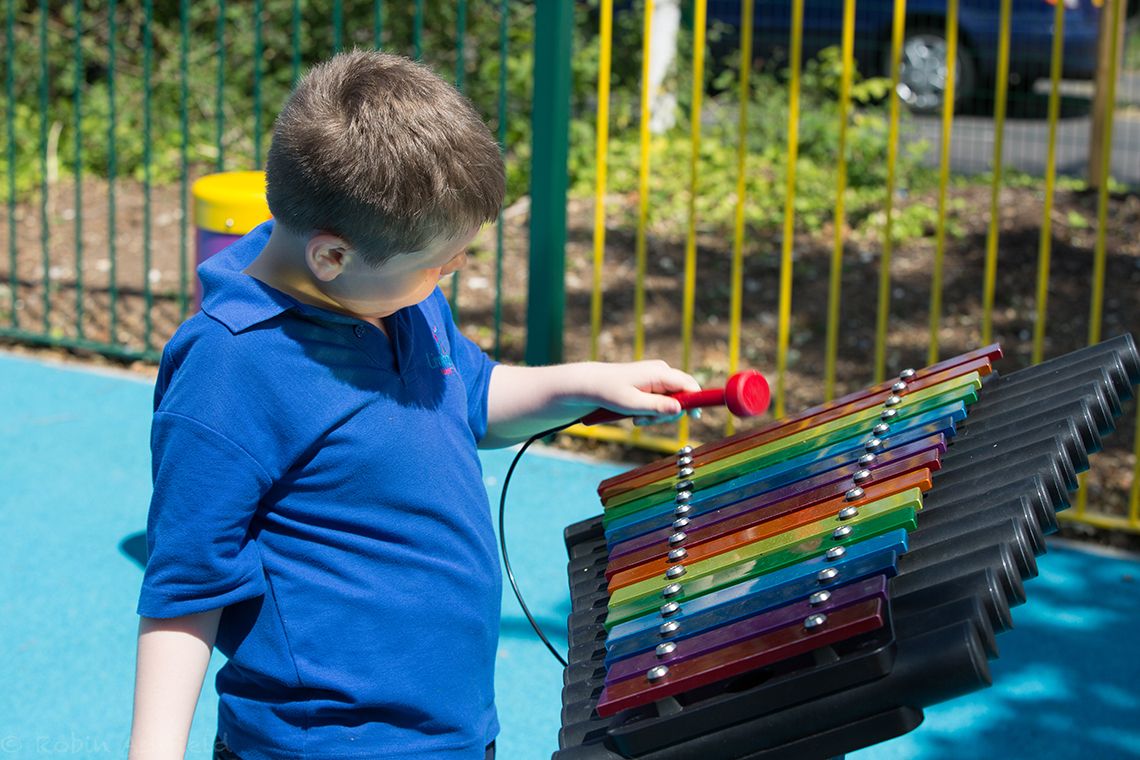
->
[[481, 361, 700, 448], [129, 609, 222, 760]]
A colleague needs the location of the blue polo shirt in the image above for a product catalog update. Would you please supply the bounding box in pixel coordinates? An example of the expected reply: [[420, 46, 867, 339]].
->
[[138, 221, 501, 759]]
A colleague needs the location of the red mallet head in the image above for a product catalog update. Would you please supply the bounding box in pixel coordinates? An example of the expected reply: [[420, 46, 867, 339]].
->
[[723, 370, 770, 418]]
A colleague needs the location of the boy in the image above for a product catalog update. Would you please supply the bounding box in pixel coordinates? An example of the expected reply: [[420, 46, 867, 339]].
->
[[129, 50, 699, 759]]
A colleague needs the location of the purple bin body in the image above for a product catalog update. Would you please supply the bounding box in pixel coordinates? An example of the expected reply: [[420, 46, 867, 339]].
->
[[194, 228, 243, 309]]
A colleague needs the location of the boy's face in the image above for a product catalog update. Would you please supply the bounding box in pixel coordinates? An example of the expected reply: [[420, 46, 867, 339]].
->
[[316, 229, 476, 322]]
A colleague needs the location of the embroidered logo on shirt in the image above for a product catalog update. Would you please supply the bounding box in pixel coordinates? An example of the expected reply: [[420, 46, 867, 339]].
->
[[428, 326, 456, 375]]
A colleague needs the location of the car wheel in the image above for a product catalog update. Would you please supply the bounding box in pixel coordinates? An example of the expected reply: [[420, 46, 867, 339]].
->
[[888, 24, 977, 114]]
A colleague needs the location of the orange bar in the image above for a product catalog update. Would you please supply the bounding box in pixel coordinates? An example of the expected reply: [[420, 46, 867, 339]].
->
[[606, 468, 932, 592], [598, 346, 1000, 499], [604, 446, 943, 579], [599, 351, 997, 503]]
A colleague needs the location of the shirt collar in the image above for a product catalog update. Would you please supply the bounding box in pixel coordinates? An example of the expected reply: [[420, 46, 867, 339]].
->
[[199, 220, 308, 333]]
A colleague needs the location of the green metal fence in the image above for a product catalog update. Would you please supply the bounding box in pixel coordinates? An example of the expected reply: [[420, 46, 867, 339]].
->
[[0, 0, 523, 362]]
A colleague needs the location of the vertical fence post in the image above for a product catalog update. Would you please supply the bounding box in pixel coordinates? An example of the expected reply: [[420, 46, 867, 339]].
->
[[526, 0, 572, 366]]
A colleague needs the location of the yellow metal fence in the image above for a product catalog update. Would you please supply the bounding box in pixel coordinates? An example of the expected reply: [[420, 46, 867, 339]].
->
[[570, 0, 1140, 533]]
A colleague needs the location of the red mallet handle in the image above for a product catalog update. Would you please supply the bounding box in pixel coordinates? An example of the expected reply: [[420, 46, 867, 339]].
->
[[579, 370, 770, 426]]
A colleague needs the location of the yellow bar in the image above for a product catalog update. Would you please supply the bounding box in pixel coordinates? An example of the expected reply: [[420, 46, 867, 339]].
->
[[776, 0, 805, 418], [589, 0, 614, 361], [1058, 509, 1140, 534], [929, 0, 959, 365], [634, 0, 654, 361], [1075, 471, 1088, 517], [1090, 0, 1124, 347], [680, 0, 708, 443], [564, 423, 685, 455], [875, 0, 907, 384], [588, 0, 615, 362], [824, 0, 856, 402], [981, 0, 1012, 346], [1033, 0, 1066, 365], [727, 0, 756, 436]]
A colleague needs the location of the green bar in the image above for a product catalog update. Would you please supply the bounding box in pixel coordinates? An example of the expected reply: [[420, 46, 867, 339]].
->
[[5, 0, 16, 327], [216, 0, 226, 172], [413, 0, 423, 59], [493, 0, 508, 360], [0, 324, 160, 362], [374, 0, 383, 48], [143, 0, 154, 352], [179, 0, 190, 321], [73, 0, 84, 338], [604, 374, 982, 516], [291, 0, 301, 84], [253, 0, 264, 167], [108, 0, 119, 341], [449, 0, 469, 318], [38, 0, 49, 334], [333, 0, 342, 53], [605, 496, 920, 627], [526, 0, 572, 366]]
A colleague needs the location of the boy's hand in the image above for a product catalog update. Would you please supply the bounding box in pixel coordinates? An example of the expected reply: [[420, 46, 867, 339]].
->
[[576, 360, 703, 421]]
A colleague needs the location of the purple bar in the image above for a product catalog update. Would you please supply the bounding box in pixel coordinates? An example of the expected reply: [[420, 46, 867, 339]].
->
[[604, 574, 890, 686], [608, 436, 946, 564]]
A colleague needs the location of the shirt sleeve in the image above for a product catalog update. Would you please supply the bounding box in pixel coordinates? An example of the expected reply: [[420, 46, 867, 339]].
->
[[137, 410, 270, 618], [434, 289, 498, 442]]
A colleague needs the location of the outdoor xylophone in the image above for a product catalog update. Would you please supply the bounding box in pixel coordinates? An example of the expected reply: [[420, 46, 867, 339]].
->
[[555, 334, 1140, 760]]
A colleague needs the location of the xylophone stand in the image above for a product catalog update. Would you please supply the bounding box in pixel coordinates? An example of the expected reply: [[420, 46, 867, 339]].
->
[[555, 335, 1140, 760]]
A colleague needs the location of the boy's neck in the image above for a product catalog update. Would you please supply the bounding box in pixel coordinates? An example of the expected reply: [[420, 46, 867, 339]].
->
[[244, 225, 388, 333]]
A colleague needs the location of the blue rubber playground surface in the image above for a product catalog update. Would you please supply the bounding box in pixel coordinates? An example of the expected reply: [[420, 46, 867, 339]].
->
[[2, 350, 1140, 759]]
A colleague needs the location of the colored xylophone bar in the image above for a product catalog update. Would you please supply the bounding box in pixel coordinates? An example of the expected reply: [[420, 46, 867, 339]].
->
[[554, 335, 1139, 760]]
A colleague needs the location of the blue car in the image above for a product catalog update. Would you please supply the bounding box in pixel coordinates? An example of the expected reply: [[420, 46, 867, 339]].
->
[[706, 0, 1103, 111]]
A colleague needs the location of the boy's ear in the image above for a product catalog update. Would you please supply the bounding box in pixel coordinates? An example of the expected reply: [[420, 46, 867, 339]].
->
[[305, 233, 351, 282]]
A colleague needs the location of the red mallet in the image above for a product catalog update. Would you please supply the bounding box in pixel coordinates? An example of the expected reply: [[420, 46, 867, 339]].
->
[[580, 370, 770, 426]]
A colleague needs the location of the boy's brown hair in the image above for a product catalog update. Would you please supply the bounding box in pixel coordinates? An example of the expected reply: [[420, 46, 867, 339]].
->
[[265, 50, 506, 266]]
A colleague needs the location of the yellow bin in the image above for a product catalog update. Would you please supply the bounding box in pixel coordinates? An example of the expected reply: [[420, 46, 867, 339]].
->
[[191, 171, 272, 307]]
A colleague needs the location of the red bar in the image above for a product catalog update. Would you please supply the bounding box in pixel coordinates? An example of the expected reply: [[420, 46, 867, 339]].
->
[[597, 347, 1000, 500], [604, 454, 939, 582], [605, 468, 932, 592], [595, 598, 885, 717]]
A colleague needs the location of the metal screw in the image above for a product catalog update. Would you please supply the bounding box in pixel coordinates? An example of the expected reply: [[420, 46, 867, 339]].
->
[[892, 381, 908, 393], [662, 583, 683, 599], [833, 525, 853, 540], [660, 601, 681, 617], [667, 547, 688, 562], [900, 368, 916, 380], [845, 487, 865, 501], [838, 506, 859, 520], [678, 465, 695, 479], [672, 517, 691, 530], [872, 422, 890, 436], [804, 613, 828, 630], [880, 408, 898, 421], [674, 504, 692, 517], [817, 567, 840, 583], [858, 452, 877, 466], [809, 590, 832, 606], [826, 546, 847, 561], [853, 468, 871, 484], [656, 642, 677, 658], [665, 565, 687, 580], [659, 620, 681, 636], [647, 665, 670, 682]]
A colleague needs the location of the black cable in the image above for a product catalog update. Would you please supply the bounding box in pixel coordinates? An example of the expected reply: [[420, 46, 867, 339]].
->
[[498, 421, 577, 669]]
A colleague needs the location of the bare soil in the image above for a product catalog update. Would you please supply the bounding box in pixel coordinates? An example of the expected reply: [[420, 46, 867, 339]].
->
[[2, 177, 1138, 550]]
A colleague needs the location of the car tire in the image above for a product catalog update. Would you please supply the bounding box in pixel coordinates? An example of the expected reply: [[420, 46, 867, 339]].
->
[[886, 23, 977, 114]]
